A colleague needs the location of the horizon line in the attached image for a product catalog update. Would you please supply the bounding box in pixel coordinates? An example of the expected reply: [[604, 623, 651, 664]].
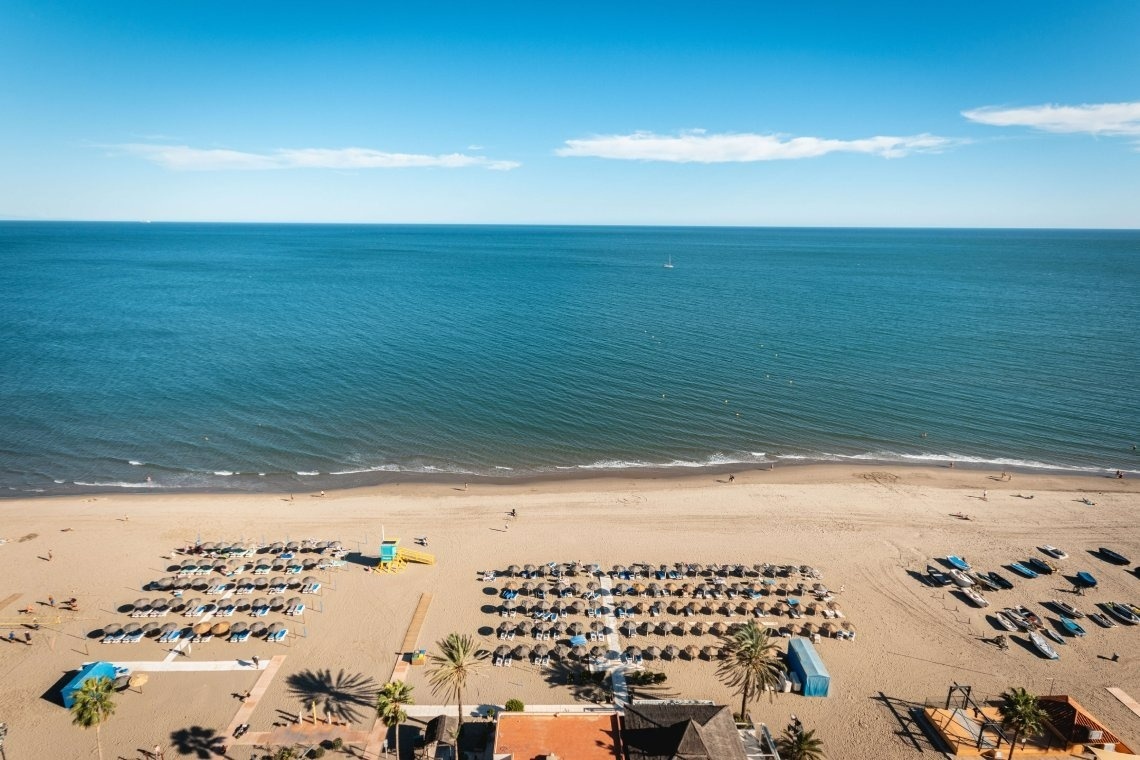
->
[[1, 219, 1138, 232]]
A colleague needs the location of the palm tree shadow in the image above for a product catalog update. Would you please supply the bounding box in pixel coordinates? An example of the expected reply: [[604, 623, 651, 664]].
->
[[285, 668, 378, 724], [169, 725, 227, 758], [541, 659, 611, 703]]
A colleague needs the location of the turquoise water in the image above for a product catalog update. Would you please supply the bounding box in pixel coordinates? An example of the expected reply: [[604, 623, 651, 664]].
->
[[2, 223, 1138, 495]]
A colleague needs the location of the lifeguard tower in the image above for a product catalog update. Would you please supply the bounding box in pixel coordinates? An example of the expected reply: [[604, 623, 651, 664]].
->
[[375, 537, 435, 574]]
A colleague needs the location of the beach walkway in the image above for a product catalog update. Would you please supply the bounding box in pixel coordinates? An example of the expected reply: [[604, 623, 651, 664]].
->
[[597, 576, 628, 703], [389, 591, 432, 681], [1107, 687, 1140, 719]]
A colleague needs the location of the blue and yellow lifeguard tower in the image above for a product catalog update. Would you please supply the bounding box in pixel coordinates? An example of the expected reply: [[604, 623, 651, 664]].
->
[[375, 537, 435, 574]]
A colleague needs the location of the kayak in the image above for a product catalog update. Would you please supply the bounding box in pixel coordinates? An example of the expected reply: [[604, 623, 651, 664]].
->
[[1026, 557, 1057, 575], [1010, 562, 1039, 579], [1029, 631, 1059, 660], [1076, 571, 1097, 588], [926, 565, 952, 587], [1099, 548, 1131, 565], [985, 571, 1015, 590]]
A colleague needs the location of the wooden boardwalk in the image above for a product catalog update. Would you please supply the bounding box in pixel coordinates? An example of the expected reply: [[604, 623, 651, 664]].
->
[[390, 592, 433, 682], [1107, 687, 1140, 719]]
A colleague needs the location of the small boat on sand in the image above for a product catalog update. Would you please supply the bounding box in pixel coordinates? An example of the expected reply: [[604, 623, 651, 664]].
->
[[1059, 616, 1086, 637], [1002, 607, 1031, 631], [963, 588, 990, 607], [985, 571, 1014, 590], [1029, 630, 1059, 659], [1049, 599, 1083, 618], [949, 569, 975, 588], [994, 612, 1018, 632], [1041, 545, 1068, 559], [1010, 562, 1039, 579], [1017, 606, 1042, 628], [1075, 571, 1097, 588], [968, 572, 999, 592], [1026, 557, 1057, 575], [1104, 602, 1139, 625], [1099, 547, 1131, 565], [926, 566, 952, 587], [946, 555, 971, 571], [1089, 612, 1116, 628], [1043, 627, 1066, 645]]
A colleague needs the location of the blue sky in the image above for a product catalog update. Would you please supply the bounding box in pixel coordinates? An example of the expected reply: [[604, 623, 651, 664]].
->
[[1, 2, 1138, 226]]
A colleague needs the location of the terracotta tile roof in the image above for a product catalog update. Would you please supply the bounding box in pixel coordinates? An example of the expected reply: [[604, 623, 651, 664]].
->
[[493, 712, 621, 760]]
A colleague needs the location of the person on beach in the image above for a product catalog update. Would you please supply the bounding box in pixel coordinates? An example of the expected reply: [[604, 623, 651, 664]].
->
[[24, 632, 31, 645], [252, 655, 260, 668], [982, 490, 988, 501], [48, 595, 54, 607], [729, 475, 735, 483], [47, 549, 53, 561]]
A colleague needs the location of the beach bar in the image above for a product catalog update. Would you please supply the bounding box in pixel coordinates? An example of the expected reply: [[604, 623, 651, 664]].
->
[[61, 661, 117, 709], [787, 638, 830, 697]]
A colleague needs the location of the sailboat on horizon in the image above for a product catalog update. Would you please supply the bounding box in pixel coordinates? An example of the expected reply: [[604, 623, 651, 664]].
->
[[663, 255, 674, 269]]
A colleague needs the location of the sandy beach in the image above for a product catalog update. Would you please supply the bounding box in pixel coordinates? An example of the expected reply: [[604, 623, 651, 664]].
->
[[1, 464, 1137, 759]]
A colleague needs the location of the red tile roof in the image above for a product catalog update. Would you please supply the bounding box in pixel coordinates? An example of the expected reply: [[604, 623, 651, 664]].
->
[[493, 712, 621, 760]]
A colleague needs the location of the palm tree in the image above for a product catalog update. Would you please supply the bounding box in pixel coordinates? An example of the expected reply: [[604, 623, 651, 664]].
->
[[70, 676, 116, 760], [376, 680, 414, 759], [427, 632, 487, 731], [998, 687, 1047, 758], [777, 726, 825, 760], [715, 620, 786, 720]]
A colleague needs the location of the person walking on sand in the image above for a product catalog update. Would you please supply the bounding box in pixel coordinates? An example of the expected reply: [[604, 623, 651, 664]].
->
[[982, 489, 988, 501], [47, 549, 53, 561], [252, 655, 260, 668], [728, 475, 735, 483], [48, 595, 54, 607]]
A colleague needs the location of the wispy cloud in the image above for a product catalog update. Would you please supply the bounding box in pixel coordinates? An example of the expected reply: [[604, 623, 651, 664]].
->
[[962, 101, 1140, 137], [107, 143, 520, 171], [556, 129, 958, 163]]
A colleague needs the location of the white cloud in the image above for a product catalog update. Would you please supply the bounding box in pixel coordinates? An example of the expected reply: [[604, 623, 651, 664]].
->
[[556, 130, 957, 163], [962, 101, 1140, 136], [108, 143, 520, 171]]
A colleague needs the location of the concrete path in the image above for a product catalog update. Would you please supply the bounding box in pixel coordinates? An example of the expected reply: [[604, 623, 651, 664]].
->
[[163, 589, 235, 663], [224, 654, 285, 736], [111, 658, 266, 672]]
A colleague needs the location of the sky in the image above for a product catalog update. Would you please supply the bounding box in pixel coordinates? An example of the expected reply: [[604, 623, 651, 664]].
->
[[1, 1, 1138, 227]]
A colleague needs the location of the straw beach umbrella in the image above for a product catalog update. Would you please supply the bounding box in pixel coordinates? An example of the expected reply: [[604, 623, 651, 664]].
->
[[192, 622, 212, 635], [663, 644, 678, 660], [210, 621, 231, 636], [683, 644, 700, 660], [250, 622, 268, 636], [645, 645, 661, 660], [512, 644, 531, 659], [625, 645, 642, 658], [230, 622, 249, 634]]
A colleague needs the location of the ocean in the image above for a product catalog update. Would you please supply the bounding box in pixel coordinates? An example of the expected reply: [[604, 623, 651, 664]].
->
[[1, 223, 1138, 496]]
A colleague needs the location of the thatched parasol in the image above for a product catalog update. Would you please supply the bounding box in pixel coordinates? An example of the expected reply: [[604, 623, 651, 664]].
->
[[512, 644, 531, 658], [250, 622, 268, 636], [645, 645, 662, 659], [192, 621, 213, 635], [663, 644, 678, 660], [210, 621, 231, 636]]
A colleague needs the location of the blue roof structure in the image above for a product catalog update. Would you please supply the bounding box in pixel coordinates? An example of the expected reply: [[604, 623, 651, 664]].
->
[[787, 638, 830, 697], [61, 661, 118, 709]]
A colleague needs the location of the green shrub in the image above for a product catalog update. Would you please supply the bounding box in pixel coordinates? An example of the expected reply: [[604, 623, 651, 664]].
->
[[505, 698, 525, 712], [330, 737, 343, 751], [309, 748, 326, 759]]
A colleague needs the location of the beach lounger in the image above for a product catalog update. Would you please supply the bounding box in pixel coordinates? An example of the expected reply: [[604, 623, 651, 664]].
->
[[504, 655, 513, 667], [230, 629, 251, 643], [217, 605, 236, 617], [269, 583, 287, 594], [236, 585, 255, 595], [251, 605, 269, 617], [269, 628, 287, 642], [191, 634, 213, 644], [184, 605, 207, 617], [124, 630, 144, 643], [301, 583, 321, 594], [493, 656, 503, 667], [286, 603, 305, 616], [102, 631, 126, 644]]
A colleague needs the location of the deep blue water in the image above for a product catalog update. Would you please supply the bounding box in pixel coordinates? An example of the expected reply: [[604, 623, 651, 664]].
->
[[2, 223, 1138, 495]]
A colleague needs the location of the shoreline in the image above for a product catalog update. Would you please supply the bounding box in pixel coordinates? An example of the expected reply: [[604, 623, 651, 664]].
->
[[7, 455, 1138, 501], [5, 460, 1138, 505]]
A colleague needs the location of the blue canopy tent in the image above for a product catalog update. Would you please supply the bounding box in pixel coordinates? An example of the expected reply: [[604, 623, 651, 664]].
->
[[61, 661, 118, 708], [787, 638, 830, 697]]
